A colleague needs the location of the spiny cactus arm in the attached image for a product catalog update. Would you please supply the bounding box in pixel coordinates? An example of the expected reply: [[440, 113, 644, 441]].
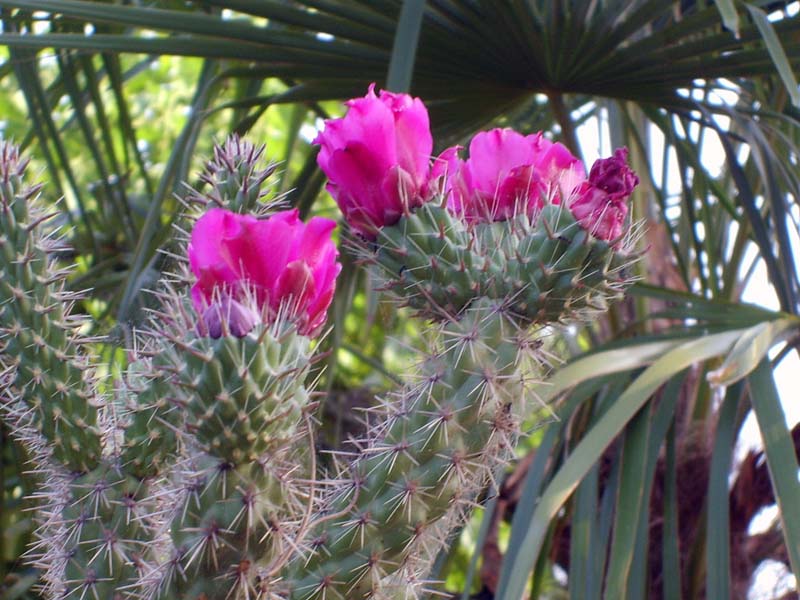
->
[[148, 321, 317, 600], [188, 134, 279, 214], [136, 198, 341, 599], [119, 133, 283, 481], [0, 142, 102, 472], [283, 299, 537, 599], [372, 202, 633, 324], [49, 464, 159, 600]]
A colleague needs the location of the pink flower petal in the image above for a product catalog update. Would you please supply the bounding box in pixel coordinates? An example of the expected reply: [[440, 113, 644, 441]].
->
[[314, 84, 433, 237], [188, 207, 340, 337]]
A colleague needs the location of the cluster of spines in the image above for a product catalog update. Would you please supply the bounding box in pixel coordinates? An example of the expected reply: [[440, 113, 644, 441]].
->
[[187, 134, 279, 214], [281, 299, 543, 599], [371, 201, 634, 324]]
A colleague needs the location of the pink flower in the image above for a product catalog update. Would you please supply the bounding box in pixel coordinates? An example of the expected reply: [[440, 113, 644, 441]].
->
[[314, 84, 433, 238], [189, 208, 341, 337], [433, 128, 585, 223], [568, 148, 639, 242]]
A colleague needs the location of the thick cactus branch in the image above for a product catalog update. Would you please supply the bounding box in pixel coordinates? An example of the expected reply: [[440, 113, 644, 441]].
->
[[283, 299, 541, 599], [0, 142, 166, 598], [0, 143, 103, 472]]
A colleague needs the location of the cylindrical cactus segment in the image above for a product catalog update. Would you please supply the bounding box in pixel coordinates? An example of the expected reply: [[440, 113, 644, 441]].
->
[[479, 204, 627, 322], [374, 202, 478, 316], [372, 202, 629, 324], [147, 320, 315, 598], [166, 450, 309, 600], [57, 465, 153, 599], [180, 323, 312, 464], [192, 135, 278, 214], [0, 142, 102, 472], [119, 357, 184, 480], [285, 298, 538, 599]]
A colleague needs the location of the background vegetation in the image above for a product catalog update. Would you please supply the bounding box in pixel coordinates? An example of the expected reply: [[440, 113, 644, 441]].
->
[[1, 1, 799, 598]]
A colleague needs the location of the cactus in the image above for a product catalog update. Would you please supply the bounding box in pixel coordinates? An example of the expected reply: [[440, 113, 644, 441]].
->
[[281, 297, 538, 599], [0, 142, 102, 472], [0, 83, 639, 600], [277, 196, 634, 599], [0, 138, 319, 600]]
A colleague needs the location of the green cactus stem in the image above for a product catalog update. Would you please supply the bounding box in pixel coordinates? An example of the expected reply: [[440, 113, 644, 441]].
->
[[56, 466, 157, 599], [282, 298, 540, 599], [146, 318, 317, 599], [372, 202, 631, 324], [0, 142, 102, 473]]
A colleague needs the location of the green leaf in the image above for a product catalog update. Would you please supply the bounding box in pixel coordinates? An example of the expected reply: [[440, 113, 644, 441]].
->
[[604, 400, 655, 600], [386, 0, 426, 92], [707, 318, 798, 386], [747, 5, 800, 107], [496, 328, 744, 600], [748, 359, 800, 580], [459, 490, 499, 600], [705, 381, 744, 600], [569, 463, 601, 600], [714, 0, 740, 37], [116, 59, 220, 323], [662, 424, 682, 600], [536, 338, 687, 405]]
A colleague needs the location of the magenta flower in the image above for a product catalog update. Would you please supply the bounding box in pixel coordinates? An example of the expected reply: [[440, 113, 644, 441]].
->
[[189, 208, 341, 337], [568, 148, 639, 242], [314, 84, 433, 238], [433, 128, 585, 223]]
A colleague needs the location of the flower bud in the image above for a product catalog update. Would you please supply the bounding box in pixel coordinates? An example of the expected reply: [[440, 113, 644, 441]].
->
[[568, 148, 639, 241], [199, 295, 260, 338]]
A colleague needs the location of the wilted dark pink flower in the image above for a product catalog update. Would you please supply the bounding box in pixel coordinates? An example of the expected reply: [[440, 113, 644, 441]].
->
[[189, 208, 341, 337], [568, 148, 639, 242], [314, 84, 433, 238], [434, 128, 585, 222]]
